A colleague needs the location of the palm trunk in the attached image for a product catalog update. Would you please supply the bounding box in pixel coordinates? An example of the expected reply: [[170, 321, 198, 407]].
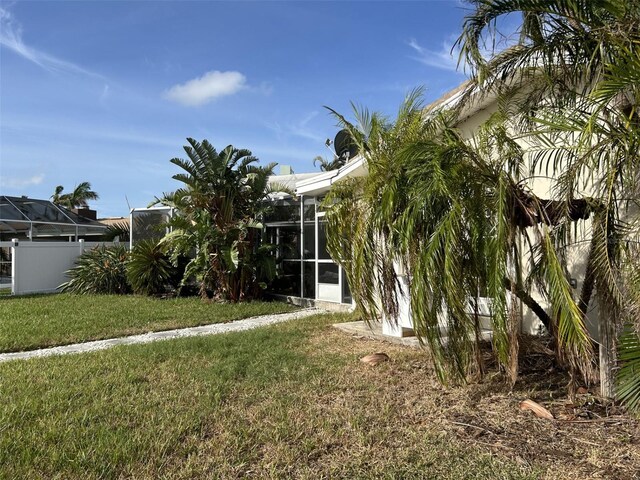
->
[[504, 278, 552, 331], [471, 298, 485, 380], [599, 217, 619, 399], [575, 232, 615, 397], [599, 311, 617, 398], [582, 214, 619, 399], [577, 233, 597, 316]]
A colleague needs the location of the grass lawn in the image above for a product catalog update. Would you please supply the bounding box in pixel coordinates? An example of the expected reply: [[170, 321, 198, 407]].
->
[[0, 313, 529, 479], [2, 312, 637, 479], [0, 293, 296, 353]]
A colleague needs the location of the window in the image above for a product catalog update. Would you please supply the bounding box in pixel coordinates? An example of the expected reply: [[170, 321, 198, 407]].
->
[[270, 260, 301, 296], [303, 262, 315, 298], [318, 263, 339, 284], [303, 224, 315, 259], [317, 220, 331, 260]]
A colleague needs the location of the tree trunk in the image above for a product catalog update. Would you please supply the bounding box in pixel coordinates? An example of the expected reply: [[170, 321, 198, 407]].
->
[[577, 229, 617, 397], [577, 233, 597, 316], [471, 298, 485, 380], [599, 313, 617, 398], [504, 278, 552, 331], [598, 213, 619, 399]]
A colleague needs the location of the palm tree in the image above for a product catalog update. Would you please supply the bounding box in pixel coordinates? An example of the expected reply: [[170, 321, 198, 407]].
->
[[155, 138, 278, 302], [324, 89, 598, 386], [313, 155, 346, 172], [455, 0, 640, 402], [455, 0, 639, 109], [51, 185, 64, 205], [51, 182, 99, 209]]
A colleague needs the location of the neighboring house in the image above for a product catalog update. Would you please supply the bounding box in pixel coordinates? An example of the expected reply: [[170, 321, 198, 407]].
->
[[98, 216, 128, 227], [0, 195, 111, 295], [0, 195, 107, 242]]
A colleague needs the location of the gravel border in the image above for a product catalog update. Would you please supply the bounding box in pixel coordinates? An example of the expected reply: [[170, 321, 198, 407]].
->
[[0, 308, 322, 363]]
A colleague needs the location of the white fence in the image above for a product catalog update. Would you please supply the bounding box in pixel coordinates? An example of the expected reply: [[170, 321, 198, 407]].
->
[[0, 240, 119, 296]]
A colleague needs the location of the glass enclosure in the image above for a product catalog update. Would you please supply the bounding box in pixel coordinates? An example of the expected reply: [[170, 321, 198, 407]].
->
[[264, 195, 351, 304], [0, 196, 106, 241], [129, 207, 173, 246], [263, 197, 302, 297]]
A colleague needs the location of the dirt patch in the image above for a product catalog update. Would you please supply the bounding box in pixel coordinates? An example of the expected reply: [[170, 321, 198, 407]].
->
[[317, 326, 640, 480]]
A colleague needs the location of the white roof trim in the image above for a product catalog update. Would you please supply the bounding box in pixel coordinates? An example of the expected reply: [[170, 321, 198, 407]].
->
[[296, 155, 366, 196], [295, 81, 498, 197]]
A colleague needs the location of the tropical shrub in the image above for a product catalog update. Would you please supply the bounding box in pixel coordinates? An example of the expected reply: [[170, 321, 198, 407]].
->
[[60, 245, 130, 294], [126, 240, 175, 296], [456, 0, 640, 407], [325, 87, 638, 392], [155, 138, 281, 301]]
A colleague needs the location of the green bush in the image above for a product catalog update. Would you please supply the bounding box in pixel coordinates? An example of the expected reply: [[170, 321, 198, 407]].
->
[[127, 240, 175, 296], [60, 245, 130, 294]]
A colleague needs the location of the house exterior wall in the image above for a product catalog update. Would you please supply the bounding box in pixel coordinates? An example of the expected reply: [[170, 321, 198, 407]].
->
[[453, 97, 599, 339]]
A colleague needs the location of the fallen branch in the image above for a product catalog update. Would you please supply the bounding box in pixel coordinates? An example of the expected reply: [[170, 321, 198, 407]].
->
[[555, 417, 634, 424], [520, 399, 554, 420]]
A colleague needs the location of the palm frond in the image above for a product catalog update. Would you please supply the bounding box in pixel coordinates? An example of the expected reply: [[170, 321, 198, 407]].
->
[[617, 328, 640, 415]]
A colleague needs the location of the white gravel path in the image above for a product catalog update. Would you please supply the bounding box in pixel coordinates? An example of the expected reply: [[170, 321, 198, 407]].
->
[[0, 308, 322, 363]]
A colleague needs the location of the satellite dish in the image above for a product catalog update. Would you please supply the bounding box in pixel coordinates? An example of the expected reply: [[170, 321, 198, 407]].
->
[[333, 129, 359, 161]]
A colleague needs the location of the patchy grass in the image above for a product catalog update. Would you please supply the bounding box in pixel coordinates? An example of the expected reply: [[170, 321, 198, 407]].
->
[[3, 313, 636, 479], [312, 329, 640, 480], [0, 293, 296, 352]]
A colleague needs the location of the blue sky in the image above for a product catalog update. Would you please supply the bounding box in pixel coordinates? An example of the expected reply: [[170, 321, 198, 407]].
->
[[1, 0, 472, 217]]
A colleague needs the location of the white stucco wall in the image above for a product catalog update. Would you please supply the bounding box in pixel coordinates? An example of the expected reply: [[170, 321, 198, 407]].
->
[[379, 93, 600, 341], [455, 98, 599, 340]]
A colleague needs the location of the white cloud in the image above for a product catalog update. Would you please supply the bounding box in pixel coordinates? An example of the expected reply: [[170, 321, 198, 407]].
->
[[0, 174, 45, 189], [0, 6, 103, 78], [288, 111, 323, 141], [163, 70, 247, 106], [408, 37, 464, 73], [265, 111, 324, 143], [409, 25, 519, 73]]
